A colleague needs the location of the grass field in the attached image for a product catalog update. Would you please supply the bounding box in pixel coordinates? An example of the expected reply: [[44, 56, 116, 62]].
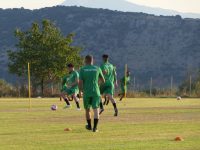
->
[[0, 98, 200, 150]]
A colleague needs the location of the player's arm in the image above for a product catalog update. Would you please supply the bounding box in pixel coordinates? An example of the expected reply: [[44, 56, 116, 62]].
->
[[61, 76, 66, 91], [113, 67, 118, 87], [102, 70, 107, 75], [79, 80, 83, 96], [62, 77, 66, 87], [99, 68, 105, 84], [100, 65, 107, 75], [78, 69, 83, 98], [69, 79, 79, 87]]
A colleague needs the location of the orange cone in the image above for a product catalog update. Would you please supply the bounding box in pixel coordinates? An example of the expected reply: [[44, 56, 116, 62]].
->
[[64, 128, 72, 131], [174, 136, 184, 141]]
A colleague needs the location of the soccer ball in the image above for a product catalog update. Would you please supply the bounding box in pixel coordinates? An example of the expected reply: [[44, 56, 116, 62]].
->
[[176, 96, 182, 100], [51, 104, 58, 111]]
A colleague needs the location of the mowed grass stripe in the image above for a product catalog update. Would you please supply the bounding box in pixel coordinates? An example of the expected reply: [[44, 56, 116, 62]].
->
[[0, 98, 200, 150]]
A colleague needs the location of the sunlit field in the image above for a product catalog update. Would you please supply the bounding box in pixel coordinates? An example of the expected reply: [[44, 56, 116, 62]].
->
[[0, 98, 200, 150]]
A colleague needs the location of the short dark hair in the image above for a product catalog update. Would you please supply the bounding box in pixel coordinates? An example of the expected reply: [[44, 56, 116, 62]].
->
[[67, 63, 74, 68], [102, 54, 109, 59], [85, 55, 93, 63]]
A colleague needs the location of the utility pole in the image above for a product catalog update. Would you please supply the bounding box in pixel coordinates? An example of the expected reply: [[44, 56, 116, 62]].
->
[[189, 75, 192, 97], [150, 77, 152, 97], [170, 76, 173, 97]]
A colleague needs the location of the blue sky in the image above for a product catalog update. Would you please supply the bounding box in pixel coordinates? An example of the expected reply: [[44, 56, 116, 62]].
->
[[0, 0, 200, 13], [128, 0, 200, 13]]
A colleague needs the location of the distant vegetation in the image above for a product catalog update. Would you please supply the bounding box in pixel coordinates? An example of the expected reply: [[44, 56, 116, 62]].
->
[[178, 72, 200, 97], [1, 72, 200, 97], [0, 79, 17, 97], [0, 6, 200, 88]]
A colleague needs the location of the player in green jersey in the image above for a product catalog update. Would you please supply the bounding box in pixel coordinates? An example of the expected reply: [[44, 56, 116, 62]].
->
[[102, 66, 117, 106], [60, 63, 81, 110], [118, 71, 131, 101], [79, 55, 105, 132], [100, 54, 118, 116]]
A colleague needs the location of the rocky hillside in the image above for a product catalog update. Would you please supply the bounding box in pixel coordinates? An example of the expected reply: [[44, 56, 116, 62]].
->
[[0, 6, 200, 87]]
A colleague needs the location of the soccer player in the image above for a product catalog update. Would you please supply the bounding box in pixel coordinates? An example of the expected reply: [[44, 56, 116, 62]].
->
[[79, 55, 105, 132], [119, 71, 130, 101], [60, 63, 81, 110], [100, 54, 118, 116], [102, 65, 117, 106]]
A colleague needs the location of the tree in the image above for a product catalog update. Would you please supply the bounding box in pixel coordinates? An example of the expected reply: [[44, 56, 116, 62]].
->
[[179, 71, 200, 97], [8, 20, 82, 95], [194, 73, 200, 97]]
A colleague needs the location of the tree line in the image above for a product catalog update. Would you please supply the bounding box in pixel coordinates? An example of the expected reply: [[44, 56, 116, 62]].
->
[[0, 19, 200, 98], [7, 19, 82, 96]]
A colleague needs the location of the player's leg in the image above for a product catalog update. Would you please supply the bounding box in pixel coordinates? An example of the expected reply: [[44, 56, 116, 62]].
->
[[119, 85, 125, 101], [60, 92, 71, 108], [84, 96, 92, 130], [103, 95, 110, 105], [93, 108, 99, 132], [70, 88, 81, 110], [99, 85, 104, 115], [105, 84, 118, 116], [107, 94, 118, 116], [106, 96, 110, 105], [70, 96, 74, 101], [92, 96, 100, 132], [103, 95, 107, 105], [103, 86, 110, 105], [72, 94, 81, 110], [99, 97, 104, 111], [99, 95, 105, 115], [85, 108, 92, 130], [119, 93, 125, 101]]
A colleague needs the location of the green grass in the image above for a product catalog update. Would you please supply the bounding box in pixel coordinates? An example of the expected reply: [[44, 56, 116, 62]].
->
[[0, 98, 200, 150]]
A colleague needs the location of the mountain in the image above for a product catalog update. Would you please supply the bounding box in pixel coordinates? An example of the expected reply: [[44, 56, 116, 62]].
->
[[0, 6, 200, 88], [61, 0, 200, 18]]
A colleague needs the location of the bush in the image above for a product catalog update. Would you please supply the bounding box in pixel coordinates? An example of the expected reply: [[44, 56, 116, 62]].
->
[[0, 79, 17, 97]]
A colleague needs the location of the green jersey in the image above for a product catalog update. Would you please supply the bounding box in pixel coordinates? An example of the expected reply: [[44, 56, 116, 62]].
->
[[67, 70, 79, 89], [120, 76, 130, 87], [120, 76, 130, 93], [100, 62, 116, 86], [79, 65, 104, 97], [62, 71, 79, 90]]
